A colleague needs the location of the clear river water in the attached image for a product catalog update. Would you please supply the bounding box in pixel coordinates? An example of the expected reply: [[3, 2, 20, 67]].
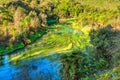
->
[[0, 54, 62, 80]]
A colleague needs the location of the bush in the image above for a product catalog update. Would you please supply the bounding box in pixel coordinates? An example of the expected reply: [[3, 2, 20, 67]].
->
[[61, 50, 108, 80], [89, 25, 113, 61]]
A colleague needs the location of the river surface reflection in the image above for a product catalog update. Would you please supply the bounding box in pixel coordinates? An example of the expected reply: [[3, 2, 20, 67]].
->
[[0, 54, 62, 80]]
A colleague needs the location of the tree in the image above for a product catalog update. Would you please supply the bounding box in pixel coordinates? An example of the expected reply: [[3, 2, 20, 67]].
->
[[14, 7, 26, 27]]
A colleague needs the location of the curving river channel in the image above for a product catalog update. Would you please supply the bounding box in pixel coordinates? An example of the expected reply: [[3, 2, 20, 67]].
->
[[0, 20, 91, 80]]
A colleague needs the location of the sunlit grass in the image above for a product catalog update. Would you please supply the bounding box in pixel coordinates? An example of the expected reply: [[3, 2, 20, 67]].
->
[[79, 0, 120, 10]]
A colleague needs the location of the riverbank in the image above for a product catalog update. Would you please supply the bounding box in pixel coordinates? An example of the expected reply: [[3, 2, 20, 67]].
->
[[8, 19, 92, 62], [0, 0, 59, 55], [0, 18, 73, 56], [0, 29, 47, 56]]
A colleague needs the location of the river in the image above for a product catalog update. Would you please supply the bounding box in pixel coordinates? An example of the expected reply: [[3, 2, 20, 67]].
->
[[0, 20, 91, 80], [0, 54, 62, 80]]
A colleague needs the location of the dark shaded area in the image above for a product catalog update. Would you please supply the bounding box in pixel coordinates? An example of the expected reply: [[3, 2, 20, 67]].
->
[[60, 25, 120, 80], [6, 0, 40, 14], [89, 25, 114, 62], [60, 50, 108, 80], [47, 14, 59, 25]]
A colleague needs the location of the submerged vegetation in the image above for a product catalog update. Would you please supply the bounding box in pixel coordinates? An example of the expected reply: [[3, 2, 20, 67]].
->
[[9, 20, 91, 61], [0, 0, 120, 80]]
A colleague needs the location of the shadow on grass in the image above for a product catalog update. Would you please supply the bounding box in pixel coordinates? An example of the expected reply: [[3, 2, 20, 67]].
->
[[60, 24, 120, 80]]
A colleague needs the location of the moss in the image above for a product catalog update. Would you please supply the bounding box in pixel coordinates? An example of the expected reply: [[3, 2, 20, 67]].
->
[[0, 42, 25, 55], [29, 30, 47, 42], [47, 20, 58, 25]]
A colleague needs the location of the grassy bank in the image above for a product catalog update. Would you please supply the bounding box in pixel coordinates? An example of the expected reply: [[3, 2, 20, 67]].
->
[[0, 29, 47, 55], [9, 20, 91, 61]]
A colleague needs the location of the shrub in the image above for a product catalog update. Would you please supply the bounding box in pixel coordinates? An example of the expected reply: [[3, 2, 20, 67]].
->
[[61, 50, 108, 80], [89, 25, 113, 61]]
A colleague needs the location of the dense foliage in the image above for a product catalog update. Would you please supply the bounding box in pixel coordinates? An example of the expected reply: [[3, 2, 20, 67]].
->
[[0, 0, 120, 80]]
